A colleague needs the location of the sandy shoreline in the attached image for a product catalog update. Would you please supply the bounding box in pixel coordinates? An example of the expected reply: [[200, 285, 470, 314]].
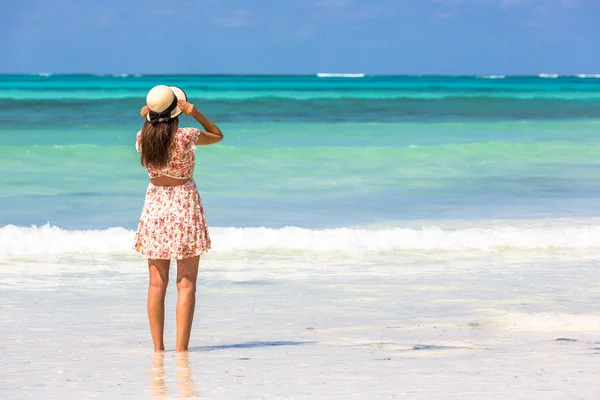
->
[[1, 254, 599, 399]]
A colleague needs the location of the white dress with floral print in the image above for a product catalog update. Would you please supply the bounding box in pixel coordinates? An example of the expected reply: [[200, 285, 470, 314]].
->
[[133, 128, 211, 260]]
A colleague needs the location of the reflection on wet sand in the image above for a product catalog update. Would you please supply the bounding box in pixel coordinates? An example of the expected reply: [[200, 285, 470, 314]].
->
[[149, 353, 167, 397], [176, 352, 200, 398], [148, 352, 203, 398]]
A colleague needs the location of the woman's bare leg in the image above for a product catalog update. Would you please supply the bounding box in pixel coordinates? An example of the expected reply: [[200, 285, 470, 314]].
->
[[175, 256, 200, 352], [148, 259, 170, 352]]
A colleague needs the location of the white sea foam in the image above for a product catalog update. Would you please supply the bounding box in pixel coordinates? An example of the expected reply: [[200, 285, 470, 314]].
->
[[317, 73, 365, 78], [576, 74, 600, 78], [539, 73, 559, 78], [2, 221, 599, 256], [112, 73, 129, 78]]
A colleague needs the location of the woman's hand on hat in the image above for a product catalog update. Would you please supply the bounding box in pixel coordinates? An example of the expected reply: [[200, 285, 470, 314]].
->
[[140, 106, 150, 119], [178, 100, 197, 117]]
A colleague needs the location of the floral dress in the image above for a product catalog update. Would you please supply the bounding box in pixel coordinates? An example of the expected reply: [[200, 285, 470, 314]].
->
[[133, 128, 211, 260]]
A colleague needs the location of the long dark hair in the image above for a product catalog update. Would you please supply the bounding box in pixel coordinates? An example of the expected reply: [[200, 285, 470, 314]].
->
[[139, 118, 179, 168]]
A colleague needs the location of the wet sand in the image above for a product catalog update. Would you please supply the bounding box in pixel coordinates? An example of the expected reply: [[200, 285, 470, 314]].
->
[[1, 253, 599, 399]]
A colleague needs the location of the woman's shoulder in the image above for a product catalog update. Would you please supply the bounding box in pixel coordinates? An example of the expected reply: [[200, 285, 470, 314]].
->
[[177, 127, 202, 135], [176, 127, 202, 142], [174, 127, 201, 151]]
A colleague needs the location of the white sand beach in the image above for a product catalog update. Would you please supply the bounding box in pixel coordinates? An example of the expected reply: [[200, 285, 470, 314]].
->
[[2, 250, 599, 399]]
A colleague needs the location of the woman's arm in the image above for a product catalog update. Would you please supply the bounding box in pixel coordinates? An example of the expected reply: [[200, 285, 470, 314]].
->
[[178, 100, 223, 145]]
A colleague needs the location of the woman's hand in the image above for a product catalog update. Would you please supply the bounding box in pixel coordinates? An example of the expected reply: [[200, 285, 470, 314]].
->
[[178, 100, 197, 116], [177, 98, 222, 145], [140, 106, 150, 119]]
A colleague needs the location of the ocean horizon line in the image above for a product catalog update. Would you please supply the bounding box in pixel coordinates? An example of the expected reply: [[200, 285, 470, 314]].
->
[[1, 72, 599, 78]]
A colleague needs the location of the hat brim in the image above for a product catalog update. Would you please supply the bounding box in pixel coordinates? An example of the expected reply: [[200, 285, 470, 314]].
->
[[169, 86, 187, 118], [145, 86, 188, 122]]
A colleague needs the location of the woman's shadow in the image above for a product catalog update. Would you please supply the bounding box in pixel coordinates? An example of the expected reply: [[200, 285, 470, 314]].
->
[[189, 340, 313, 352]]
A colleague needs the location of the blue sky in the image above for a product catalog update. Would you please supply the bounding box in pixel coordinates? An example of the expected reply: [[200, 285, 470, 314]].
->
[[1, 0, 598, 74]]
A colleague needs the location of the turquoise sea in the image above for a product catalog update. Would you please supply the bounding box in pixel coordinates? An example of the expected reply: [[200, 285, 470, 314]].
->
[[2, 74, 600, 233]]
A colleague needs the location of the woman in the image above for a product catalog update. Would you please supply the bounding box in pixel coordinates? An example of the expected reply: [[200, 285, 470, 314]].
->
[[133, 85, 223, 352]]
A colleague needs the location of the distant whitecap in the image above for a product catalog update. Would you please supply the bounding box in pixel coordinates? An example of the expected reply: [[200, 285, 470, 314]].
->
[[476, 74, 505, 79], [317, 73, 365, 78]]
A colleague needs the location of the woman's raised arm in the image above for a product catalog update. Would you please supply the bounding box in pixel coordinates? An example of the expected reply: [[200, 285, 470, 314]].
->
[[178, 100, 223, 145]]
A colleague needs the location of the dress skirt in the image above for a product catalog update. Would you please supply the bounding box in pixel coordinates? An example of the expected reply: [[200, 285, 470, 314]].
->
[[133, 179, 211, 260]]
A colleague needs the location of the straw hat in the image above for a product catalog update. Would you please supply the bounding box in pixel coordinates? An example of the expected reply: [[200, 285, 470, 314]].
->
[[145, 85, 187, 123]]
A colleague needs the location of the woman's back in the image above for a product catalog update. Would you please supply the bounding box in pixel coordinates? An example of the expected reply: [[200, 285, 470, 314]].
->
[[136, 127, 203, 179]]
